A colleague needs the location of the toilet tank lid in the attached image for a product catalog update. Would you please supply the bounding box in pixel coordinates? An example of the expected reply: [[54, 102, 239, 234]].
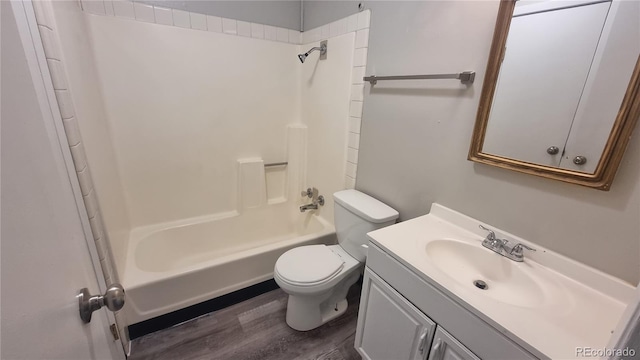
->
[[333, 190, 399, 224]]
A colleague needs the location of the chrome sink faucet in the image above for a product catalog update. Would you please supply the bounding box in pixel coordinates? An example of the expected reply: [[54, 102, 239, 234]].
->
[[479, 225, 536, 262]]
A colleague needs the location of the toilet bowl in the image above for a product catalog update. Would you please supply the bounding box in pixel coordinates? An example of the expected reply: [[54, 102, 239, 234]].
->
[[274, 189, 399, 331]]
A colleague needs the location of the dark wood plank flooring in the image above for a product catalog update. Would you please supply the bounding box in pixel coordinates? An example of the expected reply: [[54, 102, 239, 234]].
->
[[129, 282, 363, 360]]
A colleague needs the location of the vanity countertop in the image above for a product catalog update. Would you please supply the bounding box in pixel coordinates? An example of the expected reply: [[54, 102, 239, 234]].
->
[[366, 204, 635, 360]]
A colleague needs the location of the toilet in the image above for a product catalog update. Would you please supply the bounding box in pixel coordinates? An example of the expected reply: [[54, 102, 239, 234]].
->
[[274, 189, 399, 331]]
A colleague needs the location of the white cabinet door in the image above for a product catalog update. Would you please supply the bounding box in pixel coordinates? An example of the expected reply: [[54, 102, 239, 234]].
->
[[428, 327, 480, 360], [482, 1, 610, 166], [1, 2, 125, 359], [558, 0, 640, 173], [355, 269, 436, 360]]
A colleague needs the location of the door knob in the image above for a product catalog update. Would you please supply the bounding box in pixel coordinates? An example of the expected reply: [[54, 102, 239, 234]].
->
[[573, 156, 587, 165], [78, 283, 125, 323], [546, 146, 559, 155]]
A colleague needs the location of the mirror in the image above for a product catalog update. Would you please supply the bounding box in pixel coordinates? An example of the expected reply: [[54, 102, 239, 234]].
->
[[469, 0, 640, 190]]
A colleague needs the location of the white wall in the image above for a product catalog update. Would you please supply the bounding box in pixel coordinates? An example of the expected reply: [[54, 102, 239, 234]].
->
[[303, 1, 359, 30], [86, 15, 301, 227], [50, 1, 131, 274], [301, 33, 355, 223], [306, 1, 640, 284]]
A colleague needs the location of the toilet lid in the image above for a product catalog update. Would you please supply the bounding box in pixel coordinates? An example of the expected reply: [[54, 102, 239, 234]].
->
[[276, 245, 344, 284]]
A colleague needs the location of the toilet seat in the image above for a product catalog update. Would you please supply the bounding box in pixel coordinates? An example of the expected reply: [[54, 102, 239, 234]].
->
[[275, 245, 345, 287]]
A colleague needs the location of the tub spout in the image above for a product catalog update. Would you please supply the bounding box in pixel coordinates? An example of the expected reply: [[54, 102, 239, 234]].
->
[[300, 203, 318, 212], [300, 193, 324, 212]]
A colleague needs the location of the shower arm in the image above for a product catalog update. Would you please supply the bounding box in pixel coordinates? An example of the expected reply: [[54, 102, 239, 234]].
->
[[303, 43, 327, 57], [298, 40, 328, 63]]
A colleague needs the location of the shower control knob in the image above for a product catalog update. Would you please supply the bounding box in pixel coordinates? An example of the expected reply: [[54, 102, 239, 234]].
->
[[573, 156, 587, 165], [78, 283, 125, 323]]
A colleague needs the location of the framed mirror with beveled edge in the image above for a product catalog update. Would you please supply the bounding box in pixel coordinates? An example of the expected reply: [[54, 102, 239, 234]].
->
[[469, 0, 640, 190]]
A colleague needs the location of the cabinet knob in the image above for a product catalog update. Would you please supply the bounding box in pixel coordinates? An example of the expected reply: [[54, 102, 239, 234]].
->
[[431, 339, 443, 359], [573, 156, 587, 165], [546, 146, 559, 155], [418, 331, 427, 354]]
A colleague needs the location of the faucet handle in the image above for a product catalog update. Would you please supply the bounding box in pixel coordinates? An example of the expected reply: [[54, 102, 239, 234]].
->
[[479, 225, 496, 241], [301, 188, 313, 198], [510, 243, 536, 256]]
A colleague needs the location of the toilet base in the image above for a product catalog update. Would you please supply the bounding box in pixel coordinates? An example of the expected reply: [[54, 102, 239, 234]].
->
[[283, 270, 360, 331], [321, 298, 348, 324]]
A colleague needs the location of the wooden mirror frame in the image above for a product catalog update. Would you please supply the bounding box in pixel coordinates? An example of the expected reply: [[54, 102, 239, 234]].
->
[[468, 0, 640, 191]]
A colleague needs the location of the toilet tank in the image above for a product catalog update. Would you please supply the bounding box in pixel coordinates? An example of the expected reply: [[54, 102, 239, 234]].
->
[[333, 190, 399, 262]]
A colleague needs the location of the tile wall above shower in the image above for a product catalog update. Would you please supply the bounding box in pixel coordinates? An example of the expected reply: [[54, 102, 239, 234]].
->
[[81, 0, 303, 44]]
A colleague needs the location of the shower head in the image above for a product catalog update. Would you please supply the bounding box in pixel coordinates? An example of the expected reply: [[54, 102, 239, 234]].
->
[[297, 40, 327, 64]]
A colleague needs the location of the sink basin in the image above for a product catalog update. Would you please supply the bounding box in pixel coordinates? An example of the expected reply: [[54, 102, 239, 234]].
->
[[425, 239, 545, 308], [366, 204, 634, 359]]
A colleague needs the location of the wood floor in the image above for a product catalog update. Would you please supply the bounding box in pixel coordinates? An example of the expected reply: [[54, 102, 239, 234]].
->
[[129, 282, 363, 360]]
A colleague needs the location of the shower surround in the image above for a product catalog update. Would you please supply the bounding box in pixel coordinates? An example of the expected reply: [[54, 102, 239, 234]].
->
[[40, 0, 371, 343]]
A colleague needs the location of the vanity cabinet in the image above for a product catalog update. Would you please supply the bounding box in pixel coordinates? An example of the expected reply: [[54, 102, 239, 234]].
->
[[356, 243, 540, 360], [355, 269, 436, 360], [356, 269, 480, 360]]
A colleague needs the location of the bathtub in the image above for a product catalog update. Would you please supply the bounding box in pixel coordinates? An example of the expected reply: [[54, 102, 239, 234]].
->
[[121, 203, 335, 324]]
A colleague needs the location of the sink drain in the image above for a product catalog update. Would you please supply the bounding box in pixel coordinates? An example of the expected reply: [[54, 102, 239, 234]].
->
[[473, 280, 488, 290]]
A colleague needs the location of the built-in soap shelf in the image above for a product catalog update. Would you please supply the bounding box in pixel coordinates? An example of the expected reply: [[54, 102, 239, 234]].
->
[[264, 161, 288, 205], [237, 157, 288, 210], [236, 124, 307, 211]]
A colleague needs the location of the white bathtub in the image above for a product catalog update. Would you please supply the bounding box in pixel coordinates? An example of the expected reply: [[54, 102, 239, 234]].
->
[[121, 203, 335, 324]]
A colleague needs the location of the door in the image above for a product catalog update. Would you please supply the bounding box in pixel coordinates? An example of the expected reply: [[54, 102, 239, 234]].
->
[[428, 327, 480, 360], [1, 1, 125, 359], [355, 269, 436, 360]]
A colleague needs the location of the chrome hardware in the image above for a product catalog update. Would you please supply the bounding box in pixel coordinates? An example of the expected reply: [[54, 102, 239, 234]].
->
[[573, 156, 587, 165], [78, 284, 125, 323], [509, 243, 536, 262], [473, 279, 488, 290], [479, 224, 496, 242], [300, 187, 324, 212], [431, 339, 443, 359], [300, 203, 318, 212], [479, 225, 505, 252], [319, 40, 328, 60], [418, 330, 428, 354], [264, 161, 287, 168], [298, 40, 327, 63], [546, 146, 559, 155], [363, 71, 475, 85], [479, 225, 535, 262]]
